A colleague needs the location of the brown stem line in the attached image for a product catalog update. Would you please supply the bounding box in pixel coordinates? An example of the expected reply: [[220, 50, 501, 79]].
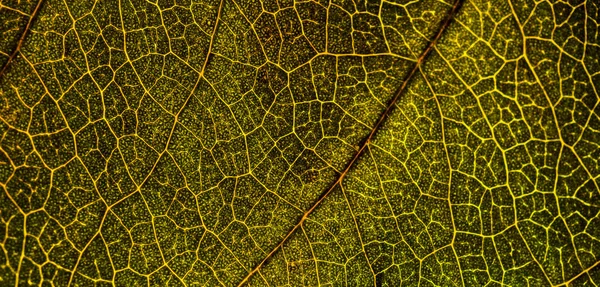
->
[[237, 0, 465, 285], [0, 0, 44, 79]]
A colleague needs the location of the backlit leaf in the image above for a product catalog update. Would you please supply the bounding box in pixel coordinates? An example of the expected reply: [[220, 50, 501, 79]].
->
[[1, 0, 599, 286]]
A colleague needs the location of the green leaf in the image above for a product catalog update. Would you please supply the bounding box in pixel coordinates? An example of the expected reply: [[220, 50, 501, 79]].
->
[[1, 0, 599, 286]]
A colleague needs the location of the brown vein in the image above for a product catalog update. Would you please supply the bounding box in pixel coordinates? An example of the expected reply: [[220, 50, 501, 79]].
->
[[236, 0, 466, 285], [0, 0, 44, 79]]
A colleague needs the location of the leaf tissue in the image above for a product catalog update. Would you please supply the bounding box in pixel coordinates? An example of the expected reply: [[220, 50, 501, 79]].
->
[[0, 0, 599, 286]]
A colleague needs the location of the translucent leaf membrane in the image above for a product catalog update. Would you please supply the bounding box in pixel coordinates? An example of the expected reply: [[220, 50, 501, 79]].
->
[[0, 0, 598, 286]]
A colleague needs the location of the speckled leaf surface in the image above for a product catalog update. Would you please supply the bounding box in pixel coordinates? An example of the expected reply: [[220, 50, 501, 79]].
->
[[0, 0, 599, 286]]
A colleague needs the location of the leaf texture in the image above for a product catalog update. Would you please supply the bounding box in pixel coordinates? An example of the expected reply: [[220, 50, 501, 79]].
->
[[0, 0, 599, 286]]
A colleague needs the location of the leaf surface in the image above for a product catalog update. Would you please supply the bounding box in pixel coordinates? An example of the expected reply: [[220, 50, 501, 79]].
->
[[0, 0, 599, 286]]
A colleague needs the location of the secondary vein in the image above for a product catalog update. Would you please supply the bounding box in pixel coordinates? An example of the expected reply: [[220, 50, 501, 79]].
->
[[0, 0, 45, 79]]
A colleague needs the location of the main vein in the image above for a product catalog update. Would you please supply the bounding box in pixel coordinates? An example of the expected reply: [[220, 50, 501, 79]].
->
[[237, 0, 466, 285]]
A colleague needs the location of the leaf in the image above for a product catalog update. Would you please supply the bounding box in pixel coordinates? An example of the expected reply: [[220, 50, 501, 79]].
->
[[1, 0, 599, 286]]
